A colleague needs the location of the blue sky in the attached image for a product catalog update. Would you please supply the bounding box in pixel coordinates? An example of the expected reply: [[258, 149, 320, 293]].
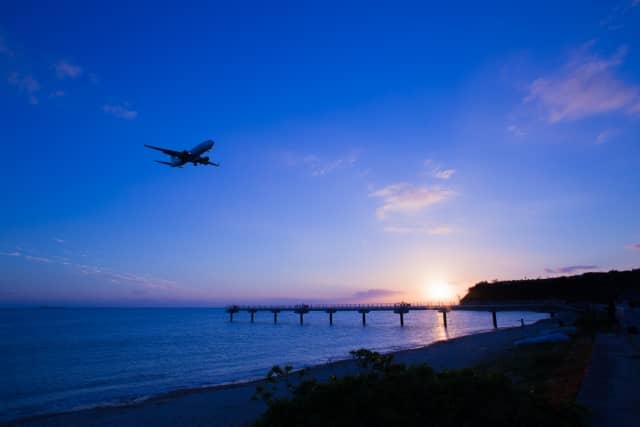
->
[[1, 0, 639, 306]]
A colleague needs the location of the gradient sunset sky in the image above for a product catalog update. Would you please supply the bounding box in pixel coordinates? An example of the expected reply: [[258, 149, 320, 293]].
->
[[1, 1, 640, 306]]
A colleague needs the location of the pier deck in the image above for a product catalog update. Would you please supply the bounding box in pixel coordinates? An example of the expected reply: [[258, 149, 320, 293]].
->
[[225, 301, 574, 327]]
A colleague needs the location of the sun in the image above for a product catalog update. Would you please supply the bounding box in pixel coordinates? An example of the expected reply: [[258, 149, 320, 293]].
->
[[424, 281, 455, 303]]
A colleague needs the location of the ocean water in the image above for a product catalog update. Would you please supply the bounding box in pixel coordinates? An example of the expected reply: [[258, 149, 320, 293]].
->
[[0, 307, 549, 422]]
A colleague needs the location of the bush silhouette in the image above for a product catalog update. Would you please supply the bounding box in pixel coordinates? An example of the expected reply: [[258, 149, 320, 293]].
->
[[253, 349, 585, 427]]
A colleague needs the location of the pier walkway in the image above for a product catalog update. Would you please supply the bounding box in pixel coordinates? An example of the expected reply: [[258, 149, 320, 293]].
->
[[224, 301, 575, 328]]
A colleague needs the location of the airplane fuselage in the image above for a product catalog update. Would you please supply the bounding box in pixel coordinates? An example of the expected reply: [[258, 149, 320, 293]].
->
[[169, 140, 214, 167], [144, 139, 219, 167]]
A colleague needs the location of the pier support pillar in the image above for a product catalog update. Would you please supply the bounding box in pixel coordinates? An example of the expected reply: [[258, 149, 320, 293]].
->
[[326, 309, 337, 325], [492, 310, 497, 329], [225, 305, 240, 323], [273, 311, 278, 324], [294, 305, 310, 326], [250, 311, 255, 323], [394, 302, 411, 328], [357, 309, 370, 326], [442, 311, 448, 328]]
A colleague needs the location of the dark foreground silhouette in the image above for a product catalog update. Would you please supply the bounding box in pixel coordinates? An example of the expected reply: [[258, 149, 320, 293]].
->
[[253, 349, 586, 427]]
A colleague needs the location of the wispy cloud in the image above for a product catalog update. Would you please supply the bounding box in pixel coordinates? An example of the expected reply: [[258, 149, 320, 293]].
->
[[1, 250, 49, 263], [506, 124, 526, 137], [1, 247, 176, 290], [75, 263, 177, 289], [24, 255, 53, 263], [8, 72, 40, 104], [54, 60, 83, 79], [596, 129, 619, 144], [545, 265, 598, 274], [0, 251, 21, 257], [52, 237, 65, 244], [626, 243, 640, 250], [369, 183, 454, 220], [1, 250, 54, 263], [383, 224, 452, 235], [424, 159, 455, 180], [103, 103, 138, 120], [525, 43, 640, 123], [352, 288, 401, 300], [284, 151, 359, 176]]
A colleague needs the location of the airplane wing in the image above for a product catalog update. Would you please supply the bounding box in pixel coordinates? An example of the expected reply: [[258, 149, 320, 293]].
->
[[144, 144, 185, 157], [154, 160, 178, 167], [206, 161, 220, 167]]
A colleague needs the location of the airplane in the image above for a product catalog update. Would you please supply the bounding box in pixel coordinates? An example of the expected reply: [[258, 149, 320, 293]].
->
[[144, 140, 219, 167]]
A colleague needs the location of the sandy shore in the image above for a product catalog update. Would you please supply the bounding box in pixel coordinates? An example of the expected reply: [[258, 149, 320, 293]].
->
[[7, 320, 563, 427]]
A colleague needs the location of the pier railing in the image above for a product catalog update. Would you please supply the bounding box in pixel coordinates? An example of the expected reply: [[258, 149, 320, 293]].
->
[[224, 300, 573, 328]]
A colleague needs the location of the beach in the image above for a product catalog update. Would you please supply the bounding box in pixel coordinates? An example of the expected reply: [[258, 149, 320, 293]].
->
[[8, 319, 563, 427]]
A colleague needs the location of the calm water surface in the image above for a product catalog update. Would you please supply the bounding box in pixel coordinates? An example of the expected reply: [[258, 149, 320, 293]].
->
[[0, 307, 549, 421]]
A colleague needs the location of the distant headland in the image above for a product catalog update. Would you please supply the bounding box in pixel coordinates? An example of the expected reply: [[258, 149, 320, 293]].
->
[[462, 268, 640, 304]]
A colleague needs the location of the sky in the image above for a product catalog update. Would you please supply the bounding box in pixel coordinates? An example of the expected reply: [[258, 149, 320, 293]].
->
[[1, 0, 640, 306]]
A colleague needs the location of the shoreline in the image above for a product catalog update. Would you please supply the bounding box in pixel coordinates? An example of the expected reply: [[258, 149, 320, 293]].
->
[[7, 318, 561, 427], [3, 324, 502, 423], [4, 325, 503, 423]]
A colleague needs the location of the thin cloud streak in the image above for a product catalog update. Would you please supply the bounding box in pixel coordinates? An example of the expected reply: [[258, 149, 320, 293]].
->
[[507, 124, 526, 137], [103, 104, 138, 120], [545, 265, 598, 274], [305, 153, 358, 176], [626, 243, 640, 250], [370, 183, 454, 220], [54, 61, 83, 79], [24, 255, 54, 263], [283, 151, 359, 176], [352, 288, 401, 299], [526, 43, 640, 123], [424, 159, 456, 180], [0, 251, 21, 257], [1, 248, 176, 290], [596, 129, 619, 144]]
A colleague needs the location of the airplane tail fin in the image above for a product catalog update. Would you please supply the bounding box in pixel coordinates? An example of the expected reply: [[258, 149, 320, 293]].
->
[[154, 160, 174, 167]]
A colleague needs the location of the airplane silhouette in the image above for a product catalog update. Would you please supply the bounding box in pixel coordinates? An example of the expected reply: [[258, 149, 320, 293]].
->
[[144, 140, 219, 167]]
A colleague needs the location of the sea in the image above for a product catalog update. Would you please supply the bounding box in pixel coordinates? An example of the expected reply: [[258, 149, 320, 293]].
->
[[0, 307, 549, 422]]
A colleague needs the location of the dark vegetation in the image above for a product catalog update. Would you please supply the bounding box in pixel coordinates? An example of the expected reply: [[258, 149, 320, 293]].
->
[[253, 347, 587, 427], [251, 283, 622, 426], [461, 268, 640, 304], [474, 337, 593, 408]]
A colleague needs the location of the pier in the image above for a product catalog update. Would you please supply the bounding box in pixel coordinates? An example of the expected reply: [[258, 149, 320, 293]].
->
[[225, 301, 572, 328]]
